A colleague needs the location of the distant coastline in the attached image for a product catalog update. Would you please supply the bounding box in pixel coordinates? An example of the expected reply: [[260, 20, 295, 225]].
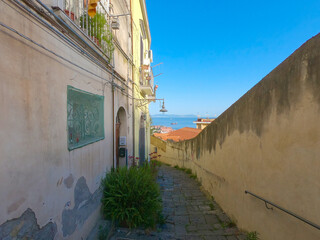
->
[[151, 114, 198, 118], [151, 114, 215, 130]]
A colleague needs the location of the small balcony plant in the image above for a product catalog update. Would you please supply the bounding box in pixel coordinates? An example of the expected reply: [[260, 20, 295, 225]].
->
[[80, 13, 114, 60]]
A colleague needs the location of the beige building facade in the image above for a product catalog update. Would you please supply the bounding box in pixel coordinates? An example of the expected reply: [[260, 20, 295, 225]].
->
[[131, 0, 155, 165], [193, 118, 215, 130], [0, 0, 141, 239]]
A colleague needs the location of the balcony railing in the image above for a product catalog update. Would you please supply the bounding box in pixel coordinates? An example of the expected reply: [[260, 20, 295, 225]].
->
[[63, 0, 113, 58]]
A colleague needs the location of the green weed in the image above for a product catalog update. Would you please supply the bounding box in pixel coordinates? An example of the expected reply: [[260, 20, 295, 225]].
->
[[227, 221, 236, 228], [246, 231, 259, 240], [98, 225, 107, 240], [151, 160, 162, 167], [190, 174, 197, 179], [209, 202, 215, 210]]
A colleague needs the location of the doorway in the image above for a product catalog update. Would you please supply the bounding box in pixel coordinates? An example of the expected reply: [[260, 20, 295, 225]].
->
[[139, 114, 146, 166], [115, 107, 127, 168]]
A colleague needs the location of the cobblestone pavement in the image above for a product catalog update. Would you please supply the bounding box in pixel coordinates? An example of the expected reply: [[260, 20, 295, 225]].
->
[[109, 165, 247, 240]]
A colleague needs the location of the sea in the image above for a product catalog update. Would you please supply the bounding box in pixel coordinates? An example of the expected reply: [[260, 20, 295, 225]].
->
[[151, 115, 198, 130]]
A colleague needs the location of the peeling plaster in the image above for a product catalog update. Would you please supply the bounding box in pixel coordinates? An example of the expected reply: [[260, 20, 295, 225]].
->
[[0, 208, 57, 240], [61, 176, 102, 237]]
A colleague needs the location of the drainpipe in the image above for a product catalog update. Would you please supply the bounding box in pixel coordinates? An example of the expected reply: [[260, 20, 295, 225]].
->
[[130, 0, 135, 159], [111, 2, 115, 169], [112, 76, 115, 169]]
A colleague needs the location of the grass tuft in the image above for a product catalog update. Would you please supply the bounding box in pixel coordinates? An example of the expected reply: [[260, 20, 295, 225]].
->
[[190, 174, 197, 179], [101, 164, 162, 229], [246, 231, 259, 240]]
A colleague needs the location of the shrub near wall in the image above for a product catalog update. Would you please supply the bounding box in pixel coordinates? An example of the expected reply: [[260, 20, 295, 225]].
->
[[101, 165, 162, 229]]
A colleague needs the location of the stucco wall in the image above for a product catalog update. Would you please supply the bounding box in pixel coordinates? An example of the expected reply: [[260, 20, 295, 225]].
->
[[0, 1, 131, 239], [132, 0, 152, 162], [151, 34, 320, 240]]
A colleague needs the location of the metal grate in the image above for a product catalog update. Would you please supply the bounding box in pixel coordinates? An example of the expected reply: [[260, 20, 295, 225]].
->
[[67, 86, 104, 150]]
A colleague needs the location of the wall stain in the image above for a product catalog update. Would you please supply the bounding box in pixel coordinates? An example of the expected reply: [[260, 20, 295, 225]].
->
[[7, 197, 26, 214], [0, 208, 57, 240], [63, 174, 74, 189], [62, 176, 102, 237], [56, 177, 63, 187]]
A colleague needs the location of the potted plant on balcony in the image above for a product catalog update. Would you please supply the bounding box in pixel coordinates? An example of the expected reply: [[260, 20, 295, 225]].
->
[[141, 64, 149, 70], [64, 10, 75, 21], [80, 13, 114, 59]]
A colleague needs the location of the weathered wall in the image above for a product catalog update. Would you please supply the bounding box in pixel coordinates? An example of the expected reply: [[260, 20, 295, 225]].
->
[[132, 0, 152, 162], [151, 34, 320, 240], [0, 1, 131, 239]]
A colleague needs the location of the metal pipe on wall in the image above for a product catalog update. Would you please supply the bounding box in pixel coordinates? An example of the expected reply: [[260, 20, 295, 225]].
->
[[130, 0, 135, 160]]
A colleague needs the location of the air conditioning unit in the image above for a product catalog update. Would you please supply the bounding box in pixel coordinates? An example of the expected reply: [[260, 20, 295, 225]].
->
[[52, 0, 64, 10], [148, 50, 153, 63], [143, 57, 150, 66]]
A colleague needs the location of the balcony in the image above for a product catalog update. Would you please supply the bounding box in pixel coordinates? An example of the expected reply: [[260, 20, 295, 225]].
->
[[53, 0, 113, 60], [140, 65, 154, 96]]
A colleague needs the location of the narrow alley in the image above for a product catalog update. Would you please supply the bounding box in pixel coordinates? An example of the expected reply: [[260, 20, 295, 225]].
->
[[107, 165, 246, 240], [1, 1, 319, 239]]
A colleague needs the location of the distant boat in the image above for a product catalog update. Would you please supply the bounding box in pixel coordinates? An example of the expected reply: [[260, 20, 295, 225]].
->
[[171, 122, 177, 125]]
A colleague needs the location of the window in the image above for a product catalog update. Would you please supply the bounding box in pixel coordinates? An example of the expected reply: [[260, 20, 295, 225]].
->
[[140, 35, 144, 66], [67, 86, 104, 150]]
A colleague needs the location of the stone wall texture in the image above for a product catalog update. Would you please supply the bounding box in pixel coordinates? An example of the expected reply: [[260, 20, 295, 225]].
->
[[151, 34, 320, 240]]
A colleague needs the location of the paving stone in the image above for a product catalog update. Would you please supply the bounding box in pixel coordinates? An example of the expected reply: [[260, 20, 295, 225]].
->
[[196, 230, 218, 236], [174, 215, 190, 225], [211, 229, 228, 235], [195, 224, 214, 231], [185, 235, 205, 240], [187, 205, 199, 212], [175, 208, 188, 216], [204, 210, 217, 215], [160, 223, 175, 232], [190, 190, 204, 196], [199, 205, 212, 211], [174, 236, 186, 240], [236, 234, 247, 240], [205, 215, 220, 225], [204, 236, 226, 240], [213, 223, 223, 230], [186, 224, 198, 232], [226, 236, 238, 240], [217, 213, 231, 223], [175, 225, 187, 235], [189, 200, 205, 206], [189, 214, 206, 225], [224, 228, 240, 235]]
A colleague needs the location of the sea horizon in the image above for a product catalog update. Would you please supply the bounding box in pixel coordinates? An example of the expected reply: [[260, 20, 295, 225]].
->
[[151, 114, 215, 130]]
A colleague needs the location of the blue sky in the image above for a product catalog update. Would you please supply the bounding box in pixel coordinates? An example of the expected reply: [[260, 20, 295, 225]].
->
[[147, 0, 320, 117]]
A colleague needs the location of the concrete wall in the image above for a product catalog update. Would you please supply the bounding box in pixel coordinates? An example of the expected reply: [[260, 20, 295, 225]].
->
[[0, 1, 132, 239], [151, 34, 320, 240]]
